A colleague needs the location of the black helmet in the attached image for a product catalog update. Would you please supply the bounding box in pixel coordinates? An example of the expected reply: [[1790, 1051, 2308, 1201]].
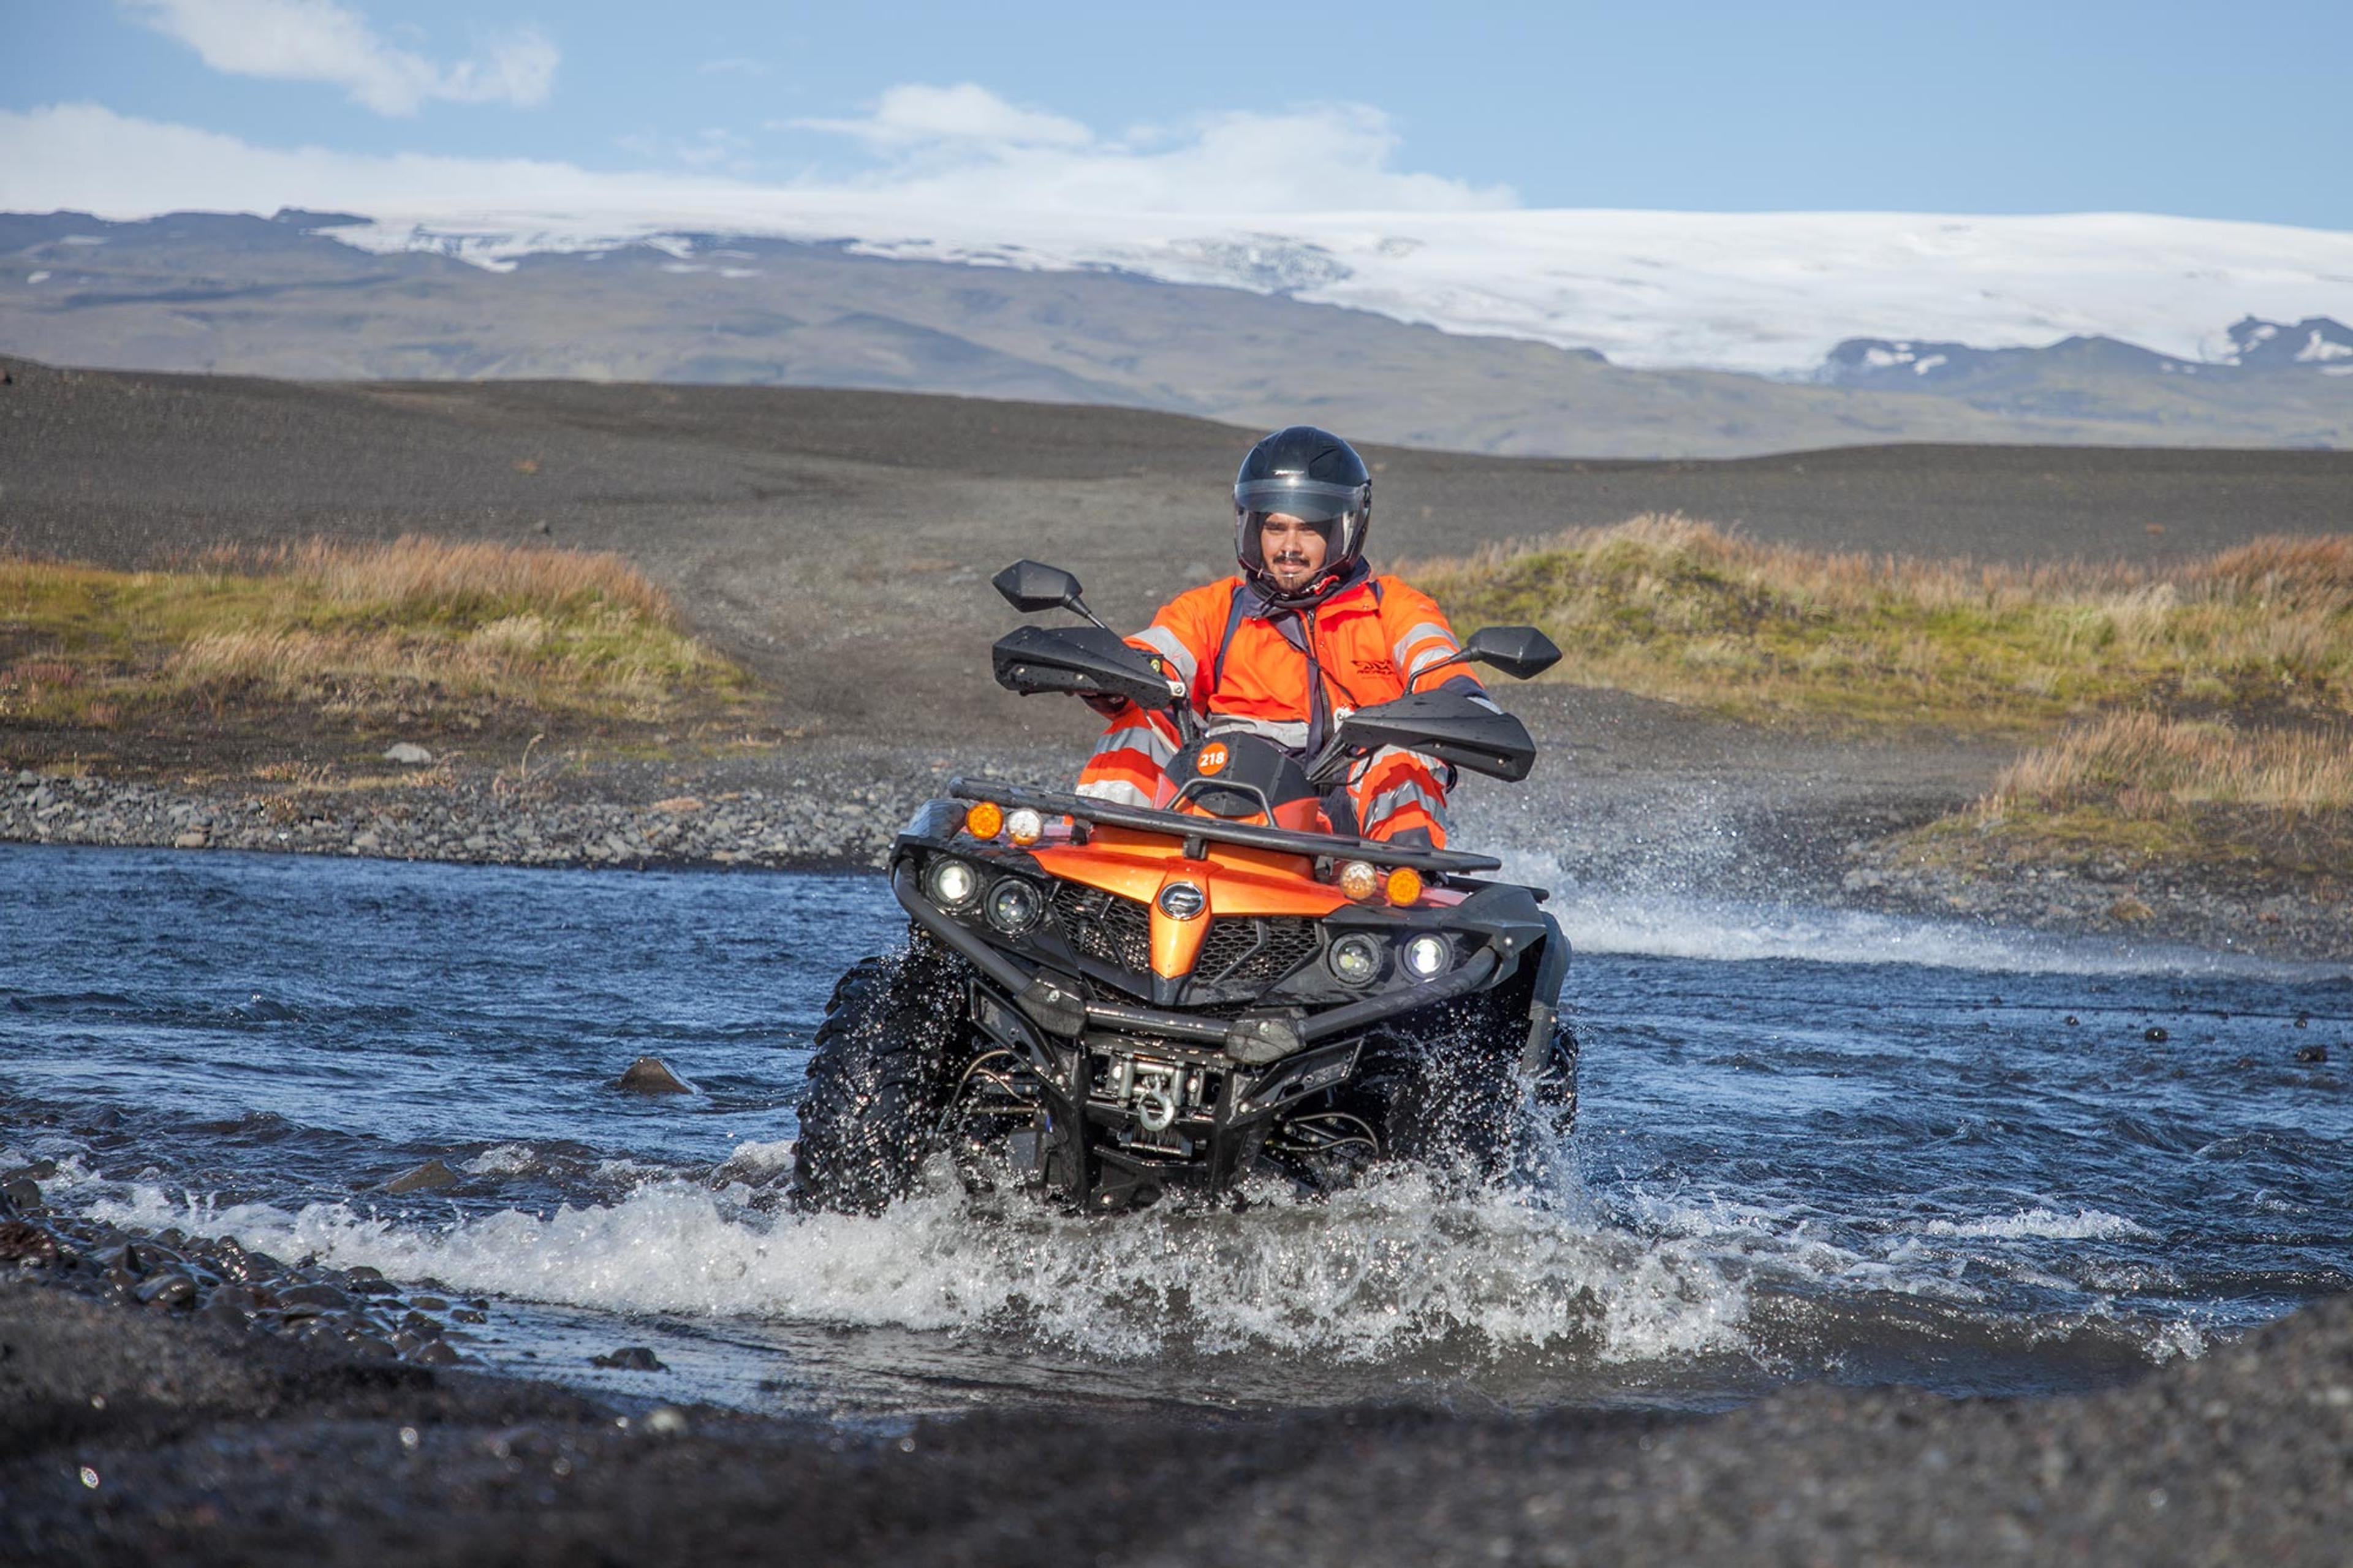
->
[[1233, 425, 1371, 605]]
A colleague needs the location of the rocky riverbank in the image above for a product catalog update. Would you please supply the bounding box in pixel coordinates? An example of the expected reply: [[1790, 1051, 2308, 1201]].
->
[[1843, 838, 2351, 963], [0, 1167, 477, 1371], [1, 762, 936, 871], [4, 1173, 2349, 1564]]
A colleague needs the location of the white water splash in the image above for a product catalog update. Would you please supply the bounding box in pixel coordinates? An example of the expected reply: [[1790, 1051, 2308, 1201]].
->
[[1919, 1208, 2153, 1241], [461, 1143, 539, 1177], [87, 1170, 1752, 1367], [1491, 847, 2349, 980]]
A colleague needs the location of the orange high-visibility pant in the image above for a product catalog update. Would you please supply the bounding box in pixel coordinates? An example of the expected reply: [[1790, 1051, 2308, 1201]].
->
[[1074, 714, 1455, 848]]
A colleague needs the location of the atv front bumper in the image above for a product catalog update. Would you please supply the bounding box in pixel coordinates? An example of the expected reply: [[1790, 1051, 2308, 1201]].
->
[[892, 860, 1550, 1209], [892, 861, 1501, 1058]]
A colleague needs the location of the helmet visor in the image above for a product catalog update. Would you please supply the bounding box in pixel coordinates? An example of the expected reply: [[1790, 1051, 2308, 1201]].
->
[[1234, 476, 1366, 526]]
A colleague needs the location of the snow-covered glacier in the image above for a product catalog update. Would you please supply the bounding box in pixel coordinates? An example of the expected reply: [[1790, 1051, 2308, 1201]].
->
[[308, 202, 2353, 376]]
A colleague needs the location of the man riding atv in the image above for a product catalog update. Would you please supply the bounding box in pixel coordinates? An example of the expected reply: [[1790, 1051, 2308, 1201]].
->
[[790, 426, 1576, 1216], [1077, 425, 1477, 849]]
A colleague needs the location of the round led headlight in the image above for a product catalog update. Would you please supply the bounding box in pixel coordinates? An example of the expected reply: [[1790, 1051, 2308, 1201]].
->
[[1328, 934, 1383, 987], [1401, 933, 1450, 981], [925, 856, 980, 911], [986, 876, 1042, 933]]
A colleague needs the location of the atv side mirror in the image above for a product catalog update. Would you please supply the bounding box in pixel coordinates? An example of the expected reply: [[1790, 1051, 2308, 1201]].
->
[[1411, 625, 1563, 685], [993, 560, 1087, 615], [1459, 625, 1562, 681]]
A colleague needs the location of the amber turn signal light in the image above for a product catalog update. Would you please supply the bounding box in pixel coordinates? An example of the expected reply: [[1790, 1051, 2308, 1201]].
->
[[1384, 866, 1424, 906], [964, 801, 1006, 839]]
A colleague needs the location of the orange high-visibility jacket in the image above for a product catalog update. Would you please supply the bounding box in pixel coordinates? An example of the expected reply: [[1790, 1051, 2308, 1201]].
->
[[1125, 572, 1479, 747]]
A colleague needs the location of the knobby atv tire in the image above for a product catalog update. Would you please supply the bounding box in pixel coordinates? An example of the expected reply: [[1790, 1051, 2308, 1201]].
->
[[1357, 990, 1577, 1180], [793, 934, 976, 1215]]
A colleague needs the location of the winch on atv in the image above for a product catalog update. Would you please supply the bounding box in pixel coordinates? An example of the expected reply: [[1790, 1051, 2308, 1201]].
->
[[794, 560, 1576, 1214]]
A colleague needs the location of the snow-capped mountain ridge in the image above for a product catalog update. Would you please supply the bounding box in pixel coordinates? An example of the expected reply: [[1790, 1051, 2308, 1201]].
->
[[9, 210, 2352, 457], [1823, 317, 2353, 389], [2227, 316, 2353, 372]]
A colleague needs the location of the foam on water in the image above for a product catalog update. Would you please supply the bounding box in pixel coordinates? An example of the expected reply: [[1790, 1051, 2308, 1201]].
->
[[89, 1168, 1754, 1368], [1919, 1208, 2153, 1241], [461, 1143, 539, 1178]]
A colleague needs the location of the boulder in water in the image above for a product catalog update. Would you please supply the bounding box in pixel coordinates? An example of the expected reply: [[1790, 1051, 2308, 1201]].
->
[[616, 1056, 692, 1096], [590, 1345, 665, 1371], [385, 1158, 460, 1194]]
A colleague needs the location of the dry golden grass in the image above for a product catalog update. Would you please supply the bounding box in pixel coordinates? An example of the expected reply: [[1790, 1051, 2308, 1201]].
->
[[1986, 712, 2353, 819], [0, 536, 746, 733], [201, 536, 680, 626], [1885, 712, 2353, 879], [1405, 516, 2353, 733]]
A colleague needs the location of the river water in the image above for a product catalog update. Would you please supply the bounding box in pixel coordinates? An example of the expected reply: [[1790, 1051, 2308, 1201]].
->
[[3, 843, 2347, 1422]]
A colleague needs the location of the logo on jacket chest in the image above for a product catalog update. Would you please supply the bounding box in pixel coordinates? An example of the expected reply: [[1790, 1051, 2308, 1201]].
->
[[1352, 658, 1396, 677]]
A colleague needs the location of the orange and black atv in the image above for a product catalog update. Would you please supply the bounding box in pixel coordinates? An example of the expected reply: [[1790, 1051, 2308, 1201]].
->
[[793, 560, 1576, 1214]]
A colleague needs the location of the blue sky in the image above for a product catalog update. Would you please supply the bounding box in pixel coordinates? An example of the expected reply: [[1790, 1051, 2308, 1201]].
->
[[5, 1, 2351, 227]]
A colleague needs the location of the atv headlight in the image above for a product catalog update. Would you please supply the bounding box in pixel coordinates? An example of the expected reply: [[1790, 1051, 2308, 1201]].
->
[[1005, 807, 1045, 847], [1401, 933, 1450, 981], [1328, 934, 1382, 987], [986, 876, 1042, 933], [925, 856, 980, 911]]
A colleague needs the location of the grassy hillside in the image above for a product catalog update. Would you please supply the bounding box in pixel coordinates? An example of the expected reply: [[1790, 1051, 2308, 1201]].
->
[[1411, 517, 2353, 735], [1, 537, 750, 771], [1415, 519, 2353, 882]]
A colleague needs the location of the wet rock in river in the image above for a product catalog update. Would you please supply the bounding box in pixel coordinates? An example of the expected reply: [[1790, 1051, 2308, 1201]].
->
[[385, 1158, 461, 1194], [590, 1346, 666, 1371], [616, 1056, 692, 1095], [135, 1273, 197, 1309], [278, 1281, 352, 1310], [0, 1219, 59, 1263], [2296, 1044, 2329, 1064]]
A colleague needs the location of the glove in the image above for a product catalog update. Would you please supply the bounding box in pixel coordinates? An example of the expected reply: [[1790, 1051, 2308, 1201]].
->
[[1082, 694, 1133, 718]]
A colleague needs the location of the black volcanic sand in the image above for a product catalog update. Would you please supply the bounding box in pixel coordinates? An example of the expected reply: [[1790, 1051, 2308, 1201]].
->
[[4, 1192, 2350, 1566]]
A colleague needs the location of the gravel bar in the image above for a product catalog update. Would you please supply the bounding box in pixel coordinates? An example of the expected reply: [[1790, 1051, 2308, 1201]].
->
[[1, 767, 935, 871]]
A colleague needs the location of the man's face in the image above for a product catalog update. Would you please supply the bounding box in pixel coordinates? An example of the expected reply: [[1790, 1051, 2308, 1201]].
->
[[1258, 513, 1330, 594]]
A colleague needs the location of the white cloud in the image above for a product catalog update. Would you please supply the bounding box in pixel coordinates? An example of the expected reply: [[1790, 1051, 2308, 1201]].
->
[[784, 85, 1509, 214], [123, 0, 556, 116], [0, 102, 698, 217], [792, 83, 1095, 151]]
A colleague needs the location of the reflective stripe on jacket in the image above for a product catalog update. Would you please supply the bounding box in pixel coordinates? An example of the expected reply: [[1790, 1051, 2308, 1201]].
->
[[1137, 573, 1477, 737]]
